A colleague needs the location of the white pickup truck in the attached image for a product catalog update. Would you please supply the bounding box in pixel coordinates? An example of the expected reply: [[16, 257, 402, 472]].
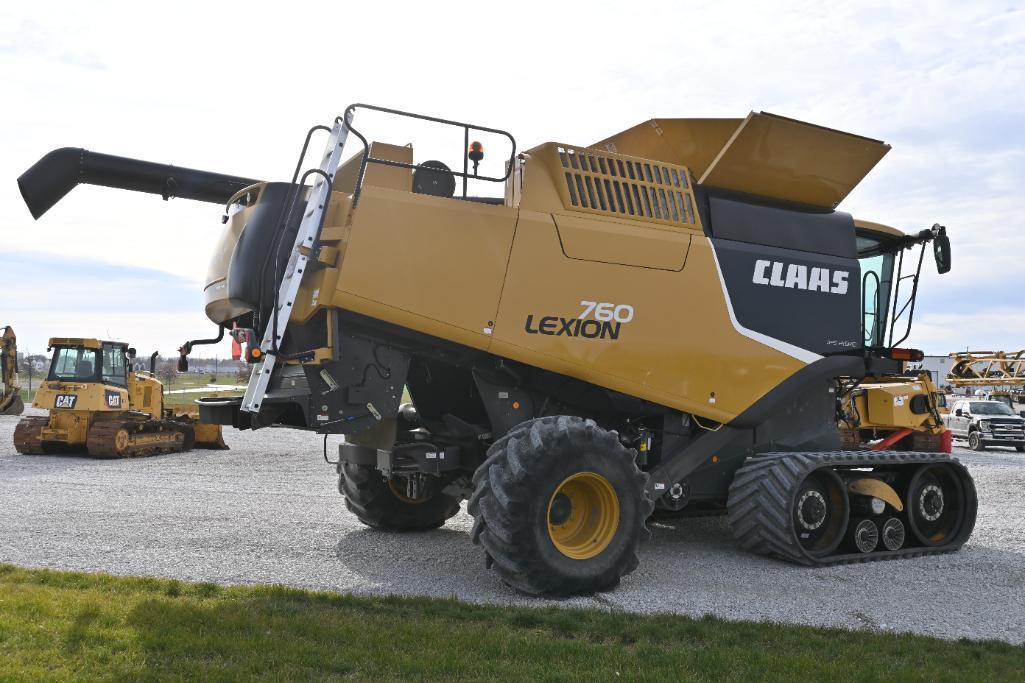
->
[[943, 399, 1025, 452]]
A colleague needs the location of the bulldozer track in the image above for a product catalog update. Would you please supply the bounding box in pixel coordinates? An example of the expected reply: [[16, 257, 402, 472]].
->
[[13, 416, 50, 454], [727, 451, 977, 567], [85, 419, 194, 458]]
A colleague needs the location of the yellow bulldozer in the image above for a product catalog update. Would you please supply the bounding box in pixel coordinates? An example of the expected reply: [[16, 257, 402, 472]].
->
[[13, 337, 226, 457], [1, 325, 24, 416], [19, 105, 976, 595]]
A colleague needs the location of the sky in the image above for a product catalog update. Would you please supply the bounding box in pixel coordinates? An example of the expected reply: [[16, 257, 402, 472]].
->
[[2, 1, 1024, 357]]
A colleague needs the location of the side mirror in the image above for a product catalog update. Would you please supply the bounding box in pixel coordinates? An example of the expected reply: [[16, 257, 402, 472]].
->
[[955, 409, 963, 417], [932, 225, 951, 274], [127, 347, 137, 359]]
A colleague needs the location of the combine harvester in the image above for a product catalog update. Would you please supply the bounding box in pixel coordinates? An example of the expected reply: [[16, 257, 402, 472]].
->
[[1, 326, 24, 416], [19, 106, 975, 594], [14, 337, 226, 456]]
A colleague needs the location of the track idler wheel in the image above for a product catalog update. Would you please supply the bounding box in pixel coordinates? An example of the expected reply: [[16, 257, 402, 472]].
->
[[792, 469, 849, 558], [906, 464, 971, 547]]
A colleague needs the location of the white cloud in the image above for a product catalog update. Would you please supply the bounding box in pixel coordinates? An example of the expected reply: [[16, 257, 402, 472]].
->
[[1, 0, 1023, 355]]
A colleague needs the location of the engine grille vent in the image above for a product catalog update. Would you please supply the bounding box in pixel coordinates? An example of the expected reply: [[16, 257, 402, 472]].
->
[[551, 144, 698, 227]]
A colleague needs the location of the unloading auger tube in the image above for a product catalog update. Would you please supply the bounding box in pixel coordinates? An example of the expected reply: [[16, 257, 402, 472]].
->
[[17, 148, 260, 219]]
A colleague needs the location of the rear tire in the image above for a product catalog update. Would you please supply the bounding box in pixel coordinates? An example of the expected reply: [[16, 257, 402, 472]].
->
[[339, 464, 461, 531], [469, 416, 652, 596]]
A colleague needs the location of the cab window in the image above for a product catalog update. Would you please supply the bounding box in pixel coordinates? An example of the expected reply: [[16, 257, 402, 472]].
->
[[101, 343, 127, 387], [857, 235, 896, 347], [49, 347, 98, 381]]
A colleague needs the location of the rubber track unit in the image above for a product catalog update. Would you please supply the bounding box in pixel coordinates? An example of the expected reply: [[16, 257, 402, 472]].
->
[[85, 419, 194, 458], [727, 450, 977, 566], [469, 416, 654, 596]]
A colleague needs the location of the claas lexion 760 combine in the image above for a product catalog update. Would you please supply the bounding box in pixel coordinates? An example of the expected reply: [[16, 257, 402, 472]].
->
[[19, 104, 976, 595]]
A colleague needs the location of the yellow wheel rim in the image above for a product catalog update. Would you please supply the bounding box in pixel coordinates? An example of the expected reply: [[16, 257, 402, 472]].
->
[[547, 472, 620, 560]]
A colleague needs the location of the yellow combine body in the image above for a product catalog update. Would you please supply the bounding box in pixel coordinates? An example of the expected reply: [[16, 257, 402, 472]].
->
[[19, 104, 975, 595], [14, 337, 226, 457]]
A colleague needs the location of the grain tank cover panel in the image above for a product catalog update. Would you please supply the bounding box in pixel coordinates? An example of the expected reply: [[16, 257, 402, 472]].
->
[[699, 112, 890, 209], [592, 119, 743, 178]]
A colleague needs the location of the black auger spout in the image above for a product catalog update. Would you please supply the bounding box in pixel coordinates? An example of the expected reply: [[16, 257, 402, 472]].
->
[[17, 147, 262, 219]]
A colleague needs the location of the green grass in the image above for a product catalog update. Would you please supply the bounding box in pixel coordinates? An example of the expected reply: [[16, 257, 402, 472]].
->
[[0, 564, 1021, 681]]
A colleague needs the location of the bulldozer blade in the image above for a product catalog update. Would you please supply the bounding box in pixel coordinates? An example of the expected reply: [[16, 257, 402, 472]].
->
[[193, 422, 228, 450], [1, 393, 24, 416]]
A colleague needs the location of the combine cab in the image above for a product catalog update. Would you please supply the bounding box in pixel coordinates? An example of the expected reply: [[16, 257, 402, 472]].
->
[[13, 337, 227, 457], [20, 106, 975, 595]]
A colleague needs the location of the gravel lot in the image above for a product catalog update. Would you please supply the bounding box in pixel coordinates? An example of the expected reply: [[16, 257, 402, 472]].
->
[[2, 409, 1023, 643]]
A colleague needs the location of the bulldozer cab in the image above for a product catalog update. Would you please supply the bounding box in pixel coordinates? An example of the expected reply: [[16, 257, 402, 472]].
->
[[46, 338, 128, 387]]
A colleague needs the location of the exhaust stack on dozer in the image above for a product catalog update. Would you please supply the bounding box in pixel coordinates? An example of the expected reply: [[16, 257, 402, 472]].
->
[[17, 148, 260, 219]]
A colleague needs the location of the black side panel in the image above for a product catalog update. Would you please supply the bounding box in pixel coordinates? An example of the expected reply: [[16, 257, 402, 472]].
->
[[713, 238, 862, 355], [708, 195, 856, 258], [226, 182, 305, 321]]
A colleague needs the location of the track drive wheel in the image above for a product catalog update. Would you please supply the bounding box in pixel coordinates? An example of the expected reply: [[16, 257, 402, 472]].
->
[[968, 431, 985, 451], [469, 416, 652, 596], [339, 464, 461, 531]]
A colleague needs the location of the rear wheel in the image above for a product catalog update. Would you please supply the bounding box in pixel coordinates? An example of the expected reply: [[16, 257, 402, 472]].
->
[[469, 416, 652, 596], [339, 464, 461, 531], [968, 431, 985, 451]]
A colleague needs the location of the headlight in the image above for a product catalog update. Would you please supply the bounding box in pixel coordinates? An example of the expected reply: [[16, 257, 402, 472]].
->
[[979, 420, 991, 431]]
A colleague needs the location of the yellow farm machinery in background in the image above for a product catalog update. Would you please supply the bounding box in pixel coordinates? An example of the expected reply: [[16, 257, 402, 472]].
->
[[14, 337, 226, 457], [947, 350, 1025, 408], [1, 325, 24, 416]]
